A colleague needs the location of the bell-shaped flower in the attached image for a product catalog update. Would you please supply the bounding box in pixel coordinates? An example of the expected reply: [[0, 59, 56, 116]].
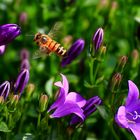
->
[[92, 28, 104, 51], [0, 81, 10, 100], [61, 39, 85, 67], [70, 96, 102, 125], [14, 69, 29, 95], [0, 24, 21, 46], [115, 80, 140, 140], [48, 74, 86, 121]]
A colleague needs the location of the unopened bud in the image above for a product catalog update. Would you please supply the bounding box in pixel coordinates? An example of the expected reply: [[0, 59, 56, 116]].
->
[[26, 83, 35, 101], [0, 96, 4, 104], [111, 73, 122, 91], [117, 56, 128, 72], [131, 49, 139, 68], [39, 94, 48, 112], [99, 46, 106, 58], [19, 12, 28, 25], [10, 95, 19, 107]]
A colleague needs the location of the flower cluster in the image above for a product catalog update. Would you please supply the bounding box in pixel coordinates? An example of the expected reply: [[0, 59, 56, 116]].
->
[[0, 24, 29, 102], [48, 74, 102, 125]]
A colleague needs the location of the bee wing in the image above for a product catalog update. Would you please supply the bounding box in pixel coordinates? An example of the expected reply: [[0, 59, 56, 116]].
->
[[32, 47, 51, 59], [48, 22, 64, 40]]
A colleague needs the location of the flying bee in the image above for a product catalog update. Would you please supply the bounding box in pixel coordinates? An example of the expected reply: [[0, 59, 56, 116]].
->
[[33, 23, 67, 59]]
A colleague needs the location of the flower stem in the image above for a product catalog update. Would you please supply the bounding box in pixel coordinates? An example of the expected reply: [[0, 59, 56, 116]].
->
[[89, 58, 95, 85], [37, 113, 41, 128]]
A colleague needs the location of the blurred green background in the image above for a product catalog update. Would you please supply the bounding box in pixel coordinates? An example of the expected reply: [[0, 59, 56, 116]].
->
[[0, 0, 140, 139]]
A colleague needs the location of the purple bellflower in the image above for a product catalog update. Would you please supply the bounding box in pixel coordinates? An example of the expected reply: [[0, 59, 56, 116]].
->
[[0, 24, 21, 46], [14, 69, 29, 95], [0, 81, 10, 100], [115, 80, 140, 140], [70, 96, 102, 125], [93, 28, 104, 51], [48, 74, 86, 121], [61, 39, 85, 67], [48, 74, 102, 124]]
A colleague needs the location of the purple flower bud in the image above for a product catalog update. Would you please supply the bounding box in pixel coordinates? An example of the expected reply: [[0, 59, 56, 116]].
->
[[61, 39, 85, 67], [19, 12, 28, 25], [0, 45, 6, 55], [70, 96, 102, 125], [20, 59, 30, 70], [0, 24, 21, 46], [14, 69, 29, 95], [0, 81, 10, 100], [20, 48, 29, 60], [93, 28, 104, 51]]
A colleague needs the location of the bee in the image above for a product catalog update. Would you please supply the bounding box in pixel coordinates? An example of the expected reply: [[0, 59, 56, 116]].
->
[[33, 23, 67, 58]]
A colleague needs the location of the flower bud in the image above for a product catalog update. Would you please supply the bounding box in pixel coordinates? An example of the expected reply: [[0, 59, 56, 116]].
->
[[117, 56, 128, 72], [0, 45, 6, 55], [0, 81, 10, 100], [99, 46, 106, 58], [39, 94, 48, 112], [131, 49, 139, 68], [111, 73, 122, 91], [14, 69, 29, 95], [20, 48, 30, 60], [21, 59, 30, 70], [92, 28, 104, 52], [10, 95, 19, 107], [26, 83, 35, 100], [0, 96, 4, 104], [19, 12, 28, 25], [61, 39, 85, 67], [0, 24, 21, 46]]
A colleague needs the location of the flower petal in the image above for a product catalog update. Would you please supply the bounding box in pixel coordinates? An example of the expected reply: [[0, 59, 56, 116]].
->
[[50, 101, 85, 120], [115, 106, 129, 128], [129, 123, 140, 140], [0, 45, 6, 55], [60, 74, 69, 94], [66, 92, 86, 108], [48, 88, 66, 112], [126, 80, 139, 107]]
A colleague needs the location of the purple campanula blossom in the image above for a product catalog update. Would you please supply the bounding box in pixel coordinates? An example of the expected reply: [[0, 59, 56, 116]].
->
[[93, 28, 104, 51], [0, 45, 6, 55], [70, 96, 102, 125], [0, 24, 21, 46], [48, 74, 86, 121], [0, 81, 10, 100], [115, 80, 140, 140], [14, 69, 29, 95], [61, 39, 85, 67]]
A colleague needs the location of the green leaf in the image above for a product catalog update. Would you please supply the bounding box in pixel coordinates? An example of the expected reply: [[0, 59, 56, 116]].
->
[[45, 77, 55, 97], [95, 105, 109, 120], [0, 121, 11, 132]]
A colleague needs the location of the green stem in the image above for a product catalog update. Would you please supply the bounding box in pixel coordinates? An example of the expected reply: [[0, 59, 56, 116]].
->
[[37, 113, 41, 128], [89, 59, 95, 85], [93, 61, 100, 84], [109, 122, 120, 140]]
